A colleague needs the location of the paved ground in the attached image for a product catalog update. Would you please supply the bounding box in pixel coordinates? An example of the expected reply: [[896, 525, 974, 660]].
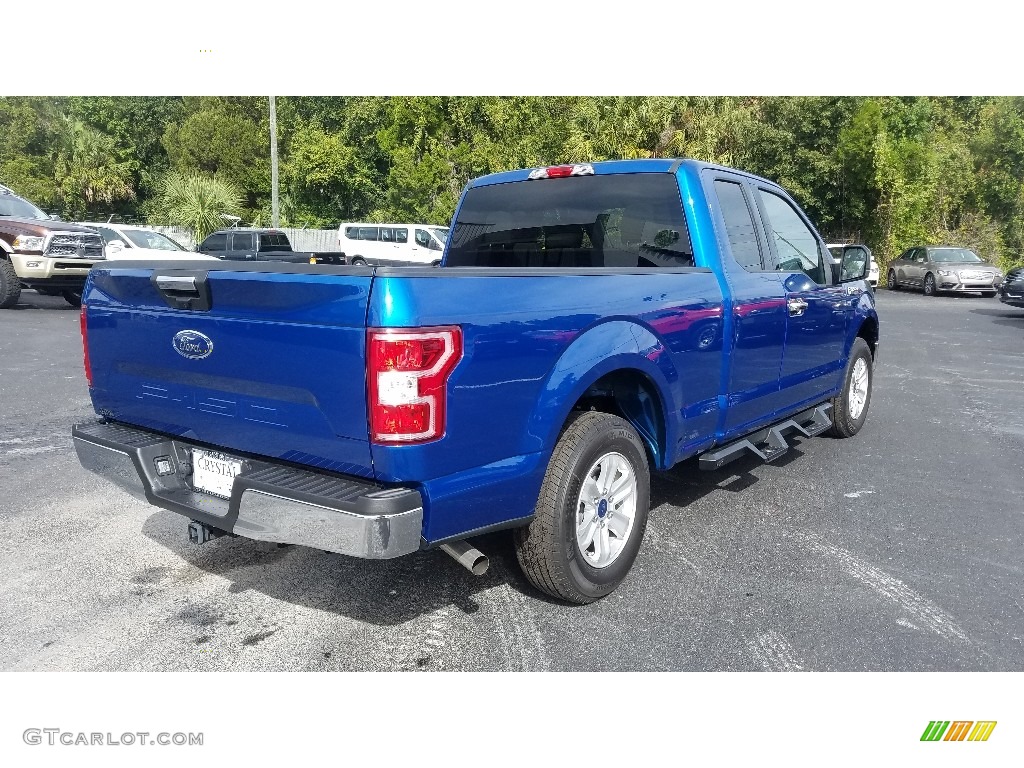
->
[[1, 288, 1022, 671]]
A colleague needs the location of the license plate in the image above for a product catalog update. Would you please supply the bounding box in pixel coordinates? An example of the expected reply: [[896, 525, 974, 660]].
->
[[192, 449, 243, 498]]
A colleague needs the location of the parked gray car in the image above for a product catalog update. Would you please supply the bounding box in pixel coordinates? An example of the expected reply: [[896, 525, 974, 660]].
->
[[887, 246, 1004, 297]]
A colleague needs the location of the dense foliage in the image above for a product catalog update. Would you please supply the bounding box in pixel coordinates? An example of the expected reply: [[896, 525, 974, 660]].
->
[[2, 96, 1024, 270]]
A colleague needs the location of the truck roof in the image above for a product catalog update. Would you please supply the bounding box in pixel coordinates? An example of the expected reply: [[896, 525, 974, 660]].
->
[[466, 158, 780, 189], [207, 228, 288, 235]]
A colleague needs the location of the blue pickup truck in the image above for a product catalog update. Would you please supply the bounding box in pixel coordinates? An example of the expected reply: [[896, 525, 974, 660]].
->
[[72, 159, 878, 604]]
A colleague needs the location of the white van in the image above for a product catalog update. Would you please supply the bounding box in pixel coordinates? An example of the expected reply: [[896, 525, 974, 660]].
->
[[337, 223, 449, 266]]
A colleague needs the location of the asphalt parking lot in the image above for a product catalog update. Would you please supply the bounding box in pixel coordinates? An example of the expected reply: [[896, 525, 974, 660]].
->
[[1, 288, 1022, 672]]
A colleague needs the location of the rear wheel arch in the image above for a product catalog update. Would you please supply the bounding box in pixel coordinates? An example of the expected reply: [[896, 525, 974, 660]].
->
[[528, 323, 680, 471], [569, 368, 668, 471]]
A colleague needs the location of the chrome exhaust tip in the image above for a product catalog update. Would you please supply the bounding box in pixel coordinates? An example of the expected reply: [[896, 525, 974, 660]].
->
[[440, 540, 489, 576]]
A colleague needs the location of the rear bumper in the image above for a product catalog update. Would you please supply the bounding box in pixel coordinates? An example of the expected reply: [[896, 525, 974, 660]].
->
[[72, 420, 424, 559]]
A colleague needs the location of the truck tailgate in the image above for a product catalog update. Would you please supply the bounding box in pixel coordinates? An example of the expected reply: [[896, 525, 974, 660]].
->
[[84, 264, 376, 477]]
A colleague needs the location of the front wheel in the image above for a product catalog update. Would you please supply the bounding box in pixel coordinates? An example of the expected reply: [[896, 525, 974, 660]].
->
[[514, 411, 651, 604], [62, 288, 83, 308], [887, 269, 899, 290], [924, 273, 937, 297], [0, 259, 22, 309], [828, 337, 873, 438], [350, 257, 366, 267]]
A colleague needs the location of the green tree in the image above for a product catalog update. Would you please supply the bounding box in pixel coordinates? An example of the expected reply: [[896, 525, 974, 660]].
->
[[162, 98, 269, 214], [0, 97, 61, 208], [67, 96, 184, 200], [149, 172, 243, 242], [282, 120, 379, 225], [53, 118, 136, 217]]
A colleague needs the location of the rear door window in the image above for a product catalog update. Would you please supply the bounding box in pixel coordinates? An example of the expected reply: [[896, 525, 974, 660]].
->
[[713, 179, 763, 271], [230, 232, 255, 251], [446, 173, 694, 268]]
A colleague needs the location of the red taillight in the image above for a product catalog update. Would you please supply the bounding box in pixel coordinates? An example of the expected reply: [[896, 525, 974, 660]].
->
[[80, 304, 93, 387], [368, 326, 462, 444]]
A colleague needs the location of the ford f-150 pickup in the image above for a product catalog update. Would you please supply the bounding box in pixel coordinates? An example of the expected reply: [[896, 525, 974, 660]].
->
[[72, 159, 878, 603]]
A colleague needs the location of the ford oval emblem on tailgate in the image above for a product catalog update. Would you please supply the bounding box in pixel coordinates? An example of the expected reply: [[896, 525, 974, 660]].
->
[[172, 330, 214, 360]]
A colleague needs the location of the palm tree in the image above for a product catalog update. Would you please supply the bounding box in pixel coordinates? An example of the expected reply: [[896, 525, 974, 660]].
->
[[151, 172, 243, 242], [53, 118, 135, 215]]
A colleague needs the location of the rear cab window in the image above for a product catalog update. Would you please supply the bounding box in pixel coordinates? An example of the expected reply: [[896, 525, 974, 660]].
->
[[445, 173, 694, 268], [259, 232, 291, 251]]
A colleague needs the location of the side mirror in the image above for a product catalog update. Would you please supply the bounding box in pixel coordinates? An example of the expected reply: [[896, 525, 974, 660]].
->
[[839, 247, 868, 282]]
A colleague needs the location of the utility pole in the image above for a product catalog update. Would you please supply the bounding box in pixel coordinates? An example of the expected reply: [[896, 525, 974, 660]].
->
[[269, 96, 279, 228]]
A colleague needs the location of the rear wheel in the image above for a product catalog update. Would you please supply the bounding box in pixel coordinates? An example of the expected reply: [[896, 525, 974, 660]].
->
[[351, 257, 366, 266], [62, 288, 83, 308], [0, 259, 22, 309], [514, 411, 650, 604], [828, 337, 873, 438], [887, 269, 899, 290], [924, 273, 937, 297]]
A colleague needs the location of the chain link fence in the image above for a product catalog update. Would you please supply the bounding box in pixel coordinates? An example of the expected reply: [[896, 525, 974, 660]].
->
[[146, 226, 342, 253]]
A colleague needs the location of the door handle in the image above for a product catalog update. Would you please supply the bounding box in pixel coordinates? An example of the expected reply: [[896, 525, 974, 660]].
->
[[155, 275, 198, 293], [788, 298, 808, 317]]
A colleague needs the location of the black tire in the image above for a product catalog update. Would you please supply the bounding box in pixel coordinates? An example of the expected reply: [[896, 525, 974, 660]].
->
[[62, 288, 82, 308], [887, 269, 899, 290], [923, 272, 937, 297], [0, 258, 22, 309], [828, 337, 873, 438], [514, 410, 651, 604], [351, 257, 366, 266]]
